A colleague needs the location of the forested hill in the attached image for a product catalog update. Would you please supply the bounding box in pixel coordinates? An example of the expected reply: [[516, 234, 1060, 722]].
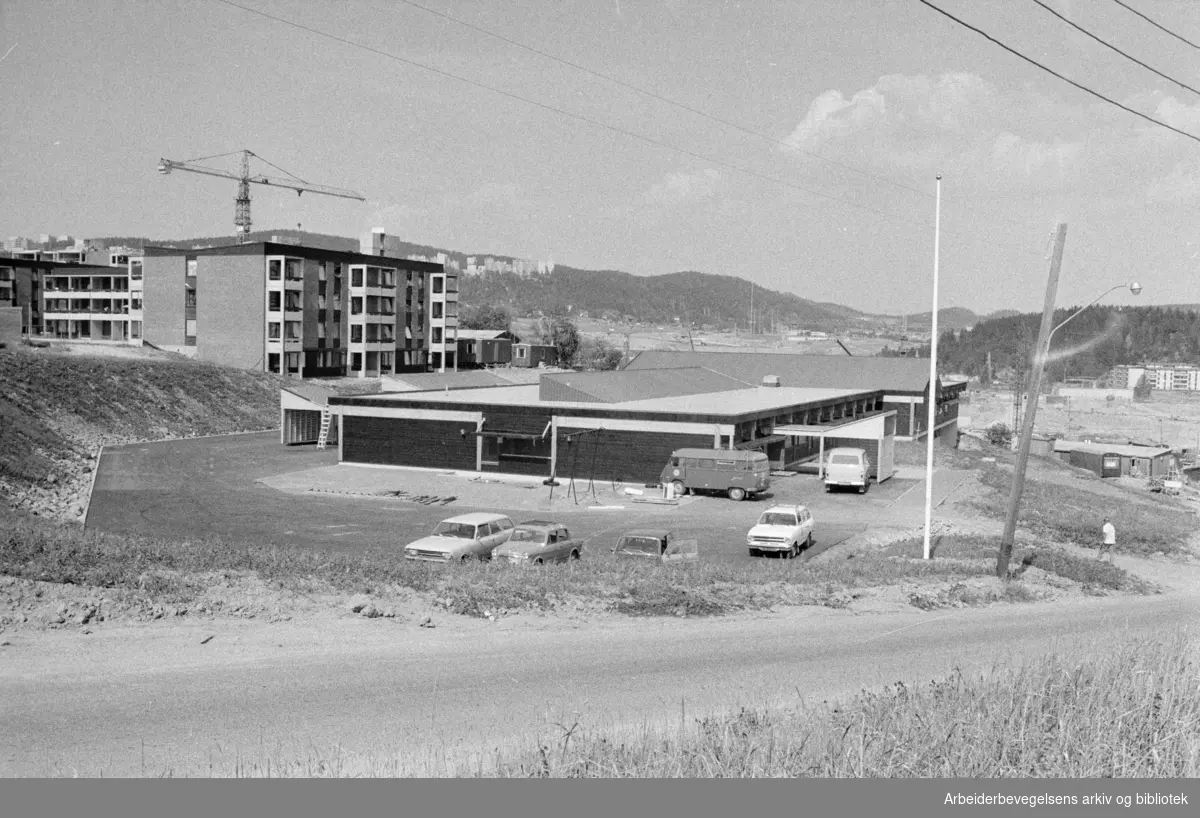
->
[[929, 306, 1200, 382], [459, 268, 868, 329]]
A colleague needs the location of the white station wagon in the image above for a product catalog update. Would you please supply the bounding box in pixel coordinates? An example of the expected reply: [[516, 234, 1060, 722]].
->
[[745, 504, 815, 559], [404, 512, 515, 562]]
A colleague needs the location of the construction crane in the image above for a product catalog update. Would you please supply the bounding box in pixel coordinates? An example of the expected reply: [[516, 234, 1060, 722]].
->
[[157, 149, 365, 241]]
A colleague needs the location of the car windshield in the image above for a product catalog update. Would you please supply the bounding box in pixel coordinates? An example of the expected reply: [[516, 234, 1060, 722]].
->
[[509, 529, 546, 543], [617, 537, 661, 555], [432, 522, 477, 538], [830, 454, 859, 465], [759, 512, 797, 527]]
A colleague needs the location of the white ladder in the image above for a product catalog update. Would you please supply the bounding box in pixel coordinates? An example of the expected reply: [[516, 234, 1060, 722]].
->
[[316, 407, 333, 450]]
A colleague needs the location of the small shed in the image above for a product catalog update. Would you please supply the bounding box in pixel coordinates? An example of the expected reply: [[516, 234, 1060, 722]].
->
[[512, 343, 558, 369], [280, 383, 339, 445], [1053, 439, 1174, 478]]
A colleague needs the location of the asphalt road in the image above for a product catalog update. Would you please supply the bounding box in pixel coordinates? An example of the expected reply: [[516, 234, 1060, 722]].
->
[[4, 585, 1196, 776], [86, 432, 932, 563]]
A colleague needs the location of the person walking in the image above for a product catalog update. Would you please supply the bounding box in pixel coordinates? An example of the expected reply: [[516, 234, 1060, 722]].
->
[[1099, 517, 1116, 564]]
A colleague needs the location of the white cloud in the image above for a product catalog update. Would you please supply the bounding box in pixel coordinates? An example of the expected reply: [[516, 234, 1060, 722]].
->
[[778, 72, 1200, 199], [639, 168, 722, 206]]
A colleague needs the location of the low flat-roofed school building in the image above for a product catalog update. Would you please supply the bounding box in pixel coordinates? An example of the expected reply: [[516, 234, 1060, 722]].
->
[[317, 368, 898, 485]]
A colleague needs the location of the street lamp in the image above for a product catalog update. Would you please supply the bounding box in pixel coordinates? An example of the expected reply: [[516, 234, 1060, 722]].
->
[[1047, 282, 1142, 345], [996, 261, 1142, 579]]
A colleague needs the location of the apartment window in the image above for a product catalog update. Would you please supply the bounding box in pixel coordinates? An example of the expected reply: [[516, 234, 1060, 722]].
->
[[131, 297, 142, 311], [380, 352, 392, 371], [284, 259, 302, 281], [131, 321, 142, 339], [351, 297, 363, 315], [351, 352, 362, 372], [317, 323, 326, 339], [269, 260, 282, 280], [432, 276, 443, 294], [445, 275, 458, 293], [285, 321, 300, 340], [317, 309, 327, 323], [318, 262, 327, 282], [286, 352, 300, 372], [268, 322, 281, 340], [285, 292, 301, 311], [268, 353, 281, 373], [185, 289, 197, 307], [366, 325, 379, 343], [130, 261, 143, 280], [351, 325, 363, 343], [380, 327, 394, 344], [432, 302, 443, 319], [382, 269, 394, 287], [268, 291, 281, 312], [317, 280, 327, 297], [186, 259, 198, 278], [366, 267, 380, 288], [351, 267, 363, 287], [432, 327, 442, 343], [431, 352, 442, 369]]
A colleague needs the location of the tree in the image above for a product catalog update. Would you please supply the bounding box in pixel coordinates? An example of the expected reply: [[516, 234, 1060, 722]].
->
[[985, 422, 1013, 448], [537, 313, 580, 367], [460, 305, 512, 332], [577, 337, 624, 371]]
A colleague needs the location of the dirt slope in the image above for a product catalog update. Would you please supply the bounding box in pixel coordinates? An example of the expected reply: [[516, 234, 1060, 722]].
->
[[0, 346, 285, 520]]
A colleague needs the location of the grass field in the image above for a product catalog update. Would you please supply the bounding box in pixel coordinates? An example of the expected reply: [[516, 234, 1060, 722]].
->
[[0, 508, 1153, 619], [972, 464, 1192, 557], [167, 633, 1200, 777]]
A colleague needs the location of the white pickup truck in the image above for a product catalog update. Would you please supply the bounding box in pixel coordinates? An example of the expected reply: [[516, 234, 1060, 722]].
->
[[745, 504, 815, 559]]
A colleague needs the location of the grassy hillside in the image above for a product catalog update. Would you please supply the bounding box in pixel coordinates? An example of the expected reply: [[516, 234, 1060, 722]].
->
[[0, 348, 284, 520]]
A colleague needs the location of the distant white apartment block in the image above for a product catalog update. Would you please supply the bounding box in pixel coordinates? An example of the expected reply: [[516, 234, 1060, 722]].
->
[[1113, 363, 1200, 391]]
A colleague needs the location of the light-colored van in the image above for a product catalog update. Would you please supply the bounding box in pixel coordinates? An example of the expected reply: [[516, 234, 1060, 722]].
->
[[660, 448, 771, 501], [823, 447, 871, 494]]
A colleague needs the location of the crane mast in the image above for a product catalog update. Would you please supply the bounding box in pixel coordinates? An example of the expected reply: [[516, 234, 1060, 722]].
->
[[157, 149, 365, 242]]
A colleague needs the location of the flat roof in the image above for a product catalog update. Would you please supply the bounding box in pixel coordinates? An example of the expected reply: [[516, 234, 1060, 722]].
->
[[1053, 440, 1173, 458], [142, 241, 443, 270], [333, 383, 877, 418]]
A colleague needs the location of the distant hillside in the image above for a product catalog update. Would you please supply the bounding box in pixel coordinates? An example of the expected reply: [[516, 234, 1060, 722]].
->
[[459, 268, 870, 330], [886, 307, 981, 331], [926, 305, 1200, 383]]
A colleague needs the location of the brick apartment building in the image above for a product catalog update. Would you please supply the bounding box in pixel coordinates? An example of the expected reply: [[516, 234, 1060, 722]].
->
[[140, 241, 448, 378]]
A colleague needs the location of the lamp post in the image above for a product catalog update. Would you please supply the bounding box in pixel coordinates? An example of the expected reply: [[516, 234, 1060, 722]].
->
[[996, 268, 1142, 579]]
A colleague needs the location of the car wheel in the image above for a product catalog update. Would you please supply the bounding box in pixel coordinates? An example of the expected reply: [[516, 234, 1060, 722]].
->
[[461, 554, 471, 563], [805, 533, 813, 550], [534, 557, 543, 565], [728, 487, 746, 501], [749, 548, 760, 558], [672, 480, 687, 497], [862, 481, 870, 494], [570, 549, 580, 560]]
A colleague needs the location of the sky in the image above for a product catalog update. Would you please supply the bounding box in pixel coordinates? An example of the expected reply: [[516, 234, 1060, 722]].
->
[[3, 0, 1200, 316]]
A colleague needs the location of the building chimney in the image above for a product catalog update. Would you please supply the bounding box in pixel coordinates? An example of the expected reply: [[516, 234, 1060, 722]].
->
[[762, 375, 781, 388]]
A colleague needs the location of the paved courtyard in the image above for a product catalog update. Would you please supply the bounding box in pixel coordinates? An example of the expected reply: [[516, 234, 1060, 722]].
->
[[86, 432, 964, 564]]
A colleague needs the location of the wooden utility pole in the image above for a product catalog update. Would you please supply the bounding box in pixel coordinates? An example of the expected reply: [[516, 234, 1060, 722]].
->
[[997, 223, 1067, 579]]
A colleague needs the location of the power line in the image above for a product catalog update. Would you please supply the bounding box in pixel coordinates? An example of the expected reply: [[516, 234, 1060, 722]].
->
[[1110, 0, 1200, 51], [915, 0, 1200, 145], [213, 0, 1042, 255], [394, 0, 932, 200], [1027, 0, 1200, 97]]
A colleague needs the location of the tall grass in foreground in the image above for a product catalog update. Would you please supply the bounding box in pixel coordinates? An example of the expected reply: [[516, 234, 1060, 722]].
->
[[181, 635, 1199, 778]]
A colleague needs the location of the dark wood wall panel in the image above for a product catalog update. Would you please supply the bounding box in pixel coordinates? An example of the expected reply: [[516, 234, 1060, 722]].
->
[[343, 416, 476, 470]]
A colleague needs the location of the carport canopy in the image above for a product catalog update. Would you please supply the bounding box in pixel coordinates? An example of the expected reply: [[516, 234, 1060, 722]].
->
[[775, 414, 890, 476]]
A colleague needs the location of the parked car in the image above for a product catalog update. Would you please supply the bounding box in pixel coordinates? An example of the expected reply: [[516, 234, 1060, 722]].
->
[[613, 528, 675, 560], [745, 504, 814, 558], [659, 448, 771, 501], [494, 520, 583, 564], [823, 447, 871, 494], [403, 512, 515, 562]]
